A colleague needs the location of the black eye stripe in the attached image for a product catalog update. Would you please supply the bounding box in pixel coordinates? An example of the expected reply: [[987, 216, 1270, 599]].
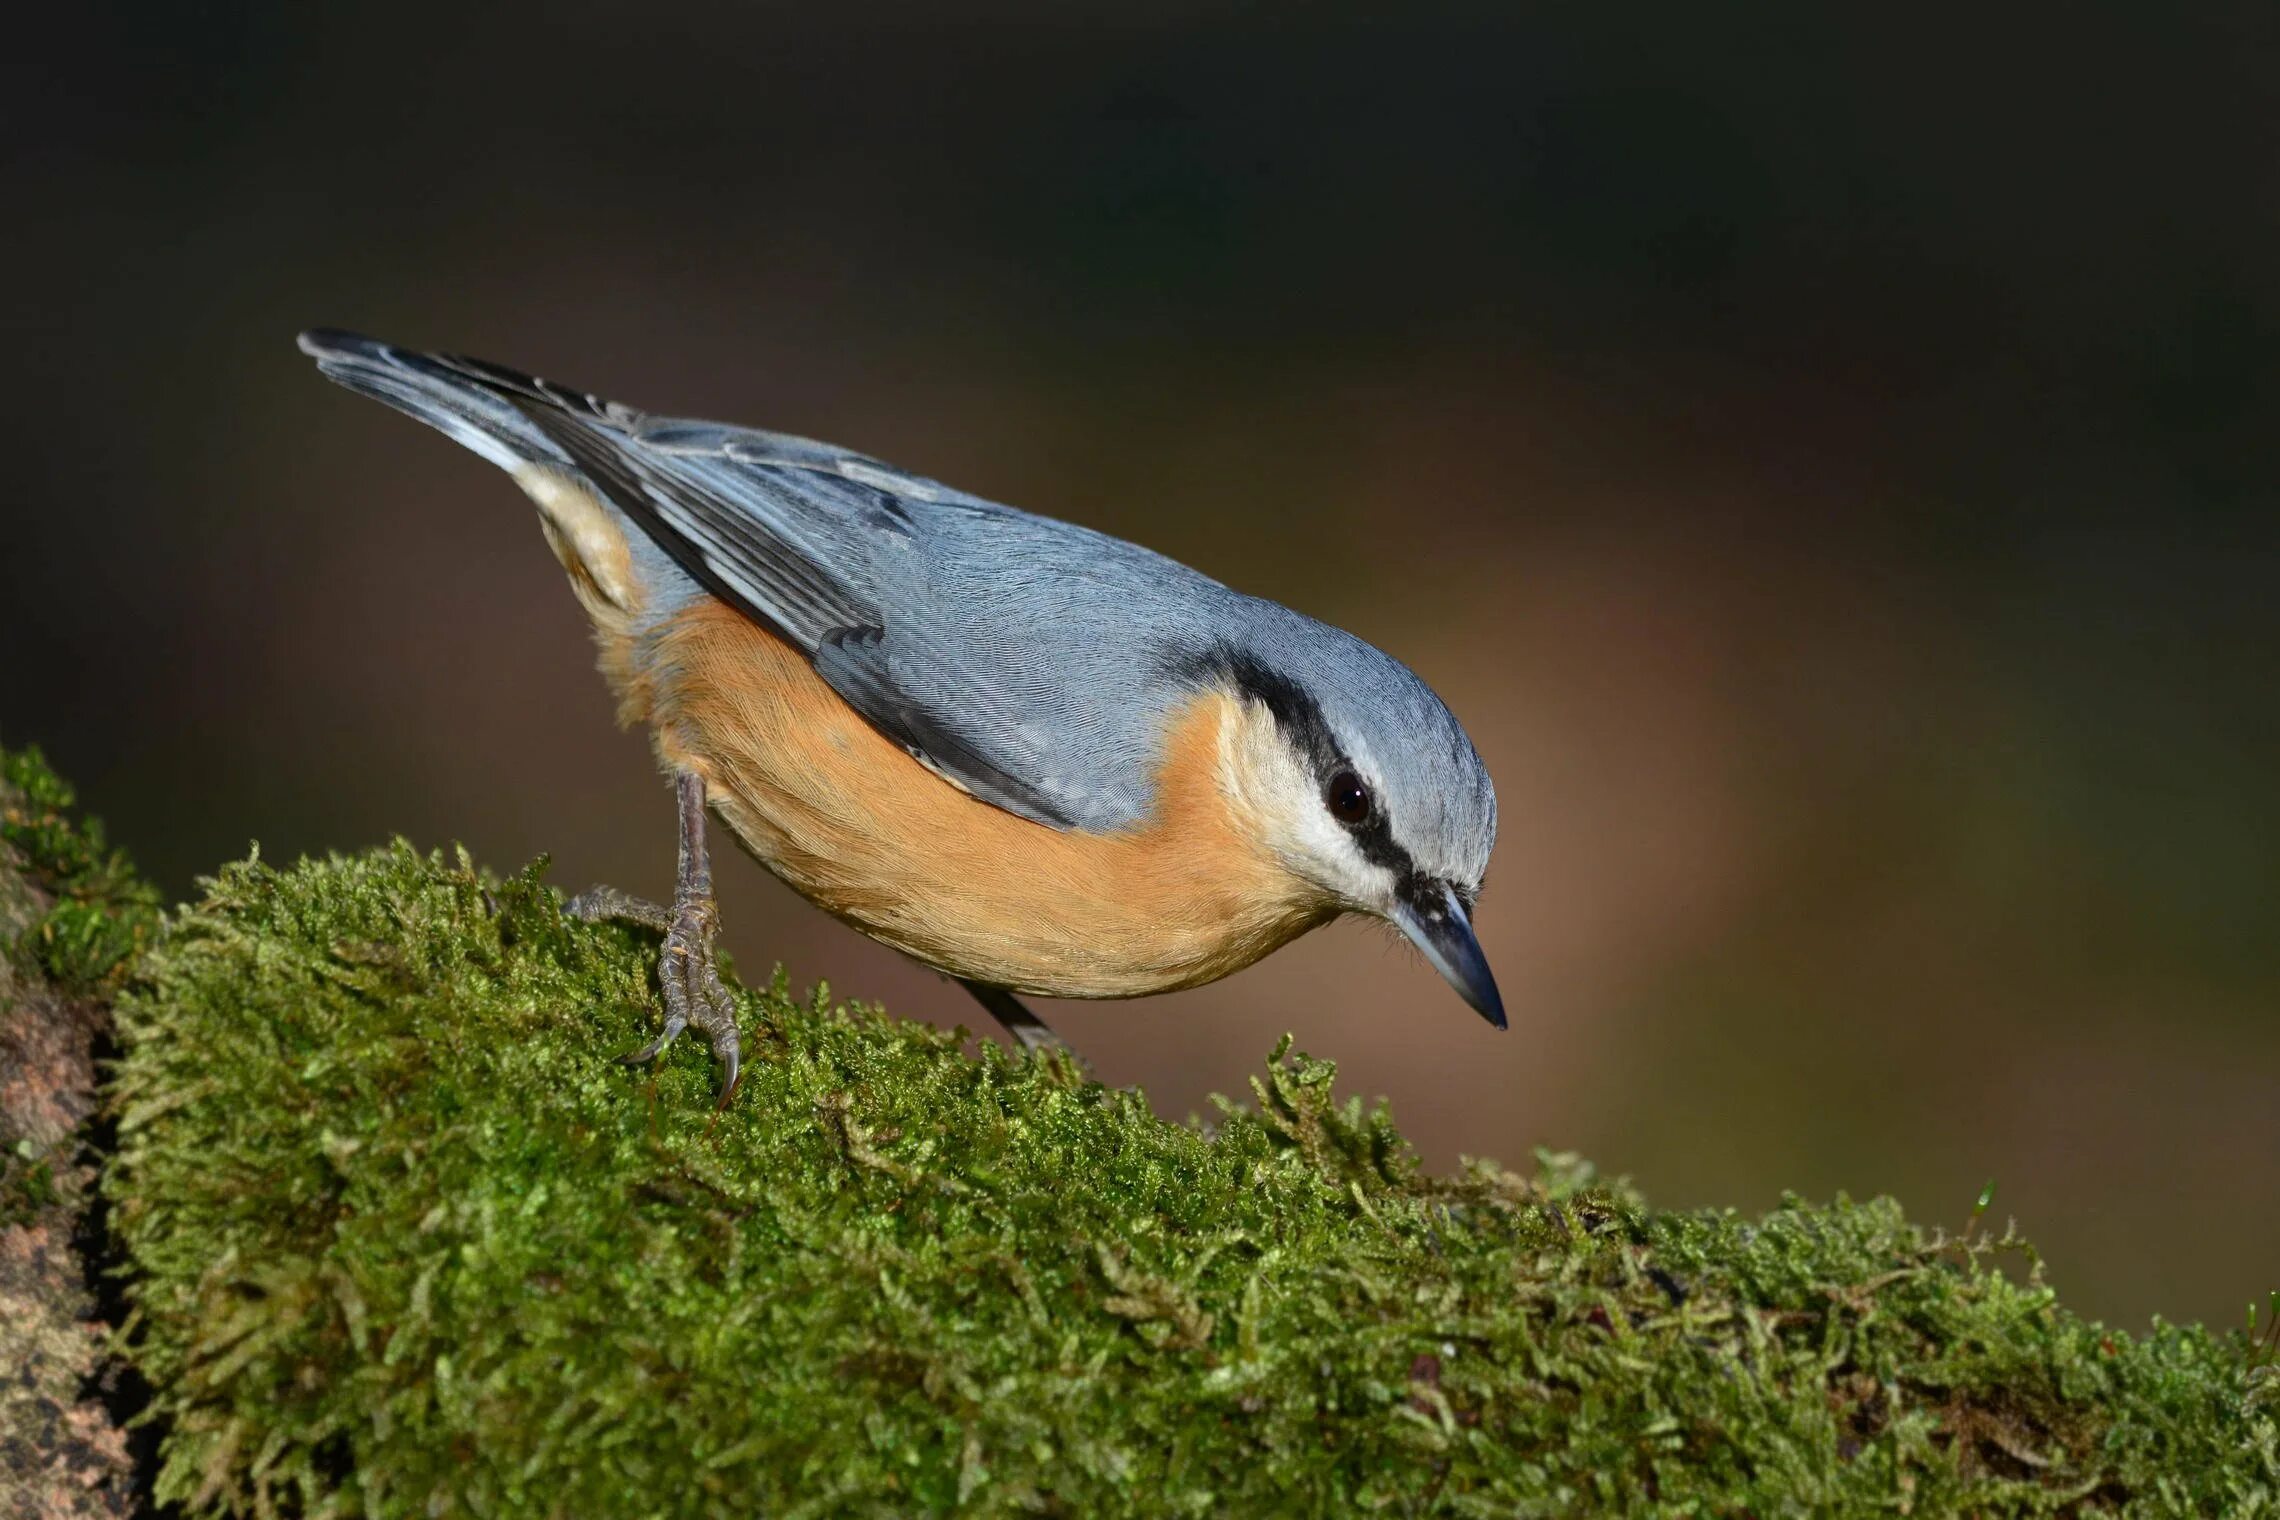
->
[[1342, 794, 1413, 878], [1172, 647, 1341, 774], [1166, 644, 1424, 884]]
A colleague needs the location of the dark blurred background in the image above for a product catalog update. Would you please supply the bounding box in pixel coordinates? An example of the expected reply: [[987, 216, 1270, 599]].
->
[[4, 3, 2274, 1327]]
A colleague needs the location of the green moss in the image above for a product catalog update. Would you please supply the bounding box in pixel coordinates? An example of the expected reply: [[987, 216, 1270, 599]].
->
[[107, 843, 2277, 1517], [1, 743, 160, 992]]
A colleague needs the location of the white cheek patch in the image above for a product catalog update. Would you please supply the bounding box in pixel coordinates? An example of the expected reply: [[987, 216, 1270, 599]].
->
[[1214, 700, 1396, 908]]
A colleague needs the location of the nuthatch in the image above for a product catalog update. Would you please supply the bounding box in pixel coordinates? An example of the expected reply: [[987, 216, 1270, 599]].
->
[[300, 331, 1501, 1096]]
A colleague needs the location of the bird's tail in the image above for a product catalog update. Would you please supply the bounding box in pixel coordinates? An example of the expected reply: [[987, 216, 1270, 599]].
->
[[297, 328, 601, 476]]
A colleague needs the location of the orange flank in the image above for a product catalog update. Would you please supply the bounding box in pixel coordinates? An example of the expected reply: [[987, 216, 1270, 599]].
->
[[617, 597, 1332, 998]]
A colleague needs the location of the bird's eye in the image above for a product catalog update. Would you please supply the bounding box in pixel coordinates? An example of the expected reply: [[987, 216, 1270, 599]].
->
[[1324, 770, 1373, 826]]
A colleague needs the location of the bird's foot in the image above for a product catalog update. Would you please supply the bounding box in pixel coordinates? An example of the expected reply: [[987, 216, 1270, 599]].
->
[[569, 884, 742, 1106], [563, 771, 743, 1105]]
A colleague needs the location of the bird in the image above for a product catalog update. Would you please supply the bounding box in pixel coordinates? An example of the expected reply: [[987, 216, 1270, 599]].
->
[[298, 330, 1502, 1100]]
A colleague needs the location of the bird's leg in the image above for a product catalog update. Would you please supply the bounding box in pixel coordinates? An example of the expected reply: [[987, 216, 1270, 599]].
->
[[957, 980, 1074, 1057], [567, 771, 742, 1104]]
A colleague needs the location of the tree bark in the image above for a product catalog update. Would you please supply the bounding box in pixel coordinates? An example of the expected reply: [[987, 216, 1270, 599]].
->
[[0, 780, 134, 1520]]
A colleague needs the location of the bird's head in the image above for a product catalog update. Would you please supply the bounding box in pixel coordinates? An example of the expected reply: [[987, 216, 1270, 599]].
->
[[1192, 623, 1503, 1028]]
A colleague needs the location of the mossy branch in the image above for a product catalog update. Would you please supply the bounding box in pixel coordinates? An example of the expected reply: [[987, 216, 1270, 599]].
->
[[5, 743, 2277, 1516]]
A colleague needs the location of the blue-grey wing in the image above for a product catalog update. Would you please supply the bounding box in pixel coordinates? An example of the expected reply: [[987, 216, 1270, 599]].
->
[[811, 623, 1106, 827], [810, 526, 1223, 829], [504, 395, 896, 646], [619, 422, 1221, 830], [482, 372, 1203, 829], [302, 332, 1211, 830]]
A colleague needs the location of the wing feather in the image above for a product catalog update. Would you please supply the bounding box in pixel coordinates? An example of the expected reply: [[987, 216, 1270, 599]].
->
[[426, 350, 1099, 827], [301, 331, 1184, 831]]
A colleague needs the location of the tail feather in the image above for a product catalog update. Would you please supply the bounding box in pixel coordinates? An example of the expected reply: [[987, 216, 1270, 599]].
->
[[297, 328, 593, 475], [296, 327, 879, 662]]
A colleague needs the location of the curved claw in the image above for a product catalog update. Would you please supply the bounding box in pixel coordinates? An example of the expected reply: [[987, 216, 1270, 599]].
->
[[618, 1030, 677, 1068], [712, 1039, 742, 1109]]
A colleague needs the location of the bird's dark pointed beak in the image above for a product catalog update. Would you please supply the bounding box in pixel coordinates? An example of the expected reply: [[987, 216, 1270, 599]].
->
[[1394, 883, 1506, 1029]]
